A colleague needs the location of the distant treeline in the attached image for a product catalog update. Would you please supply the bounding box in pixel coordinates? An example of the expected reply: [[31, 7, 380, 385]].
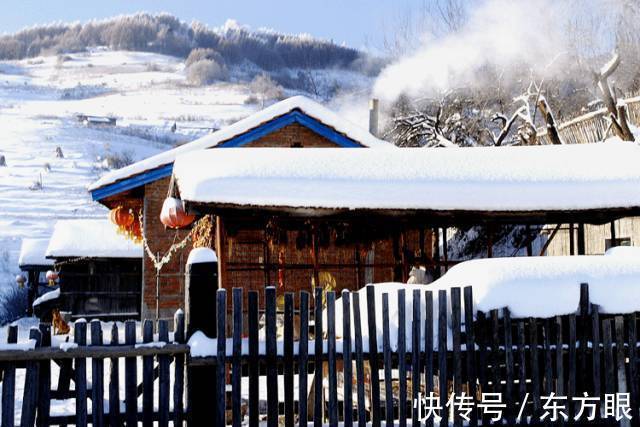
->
[[0, 13, 380, 74]]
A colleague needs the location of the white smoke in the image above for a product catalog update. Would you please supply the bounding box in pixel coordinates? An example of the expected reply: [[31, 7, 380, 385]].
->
[[373, 0, 572, 101]]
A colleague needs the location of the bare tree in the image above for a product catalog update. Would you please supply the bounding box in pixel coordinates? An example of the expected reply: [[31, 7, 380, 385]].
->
[[592, 52, 635, 141]]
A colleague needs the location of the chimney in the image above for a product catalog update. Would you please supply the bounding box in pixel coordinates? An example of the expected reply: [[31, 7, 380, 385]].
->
[[369, 98, 379, 137]]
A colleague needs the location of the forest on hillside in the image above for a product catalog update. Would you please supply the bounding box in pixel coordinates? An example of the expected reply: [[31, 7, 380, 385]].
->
[[0, 13, 381, 75]]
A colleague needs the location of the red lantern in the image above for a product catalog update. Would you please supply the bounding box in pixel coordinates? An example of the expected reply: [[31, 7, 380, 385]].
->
[[160, 197, 195, 229], [109, 206, 134, 228]]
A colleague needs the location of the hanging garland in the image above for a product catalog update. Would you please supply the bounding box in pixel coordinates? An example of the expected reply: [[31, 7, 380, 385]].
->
[[139, 209, 193, 272]]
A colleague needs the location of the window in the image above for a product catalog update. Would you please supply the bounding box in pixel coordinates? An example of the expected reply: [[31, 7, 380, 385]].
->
[[605, 237, 631, 250]]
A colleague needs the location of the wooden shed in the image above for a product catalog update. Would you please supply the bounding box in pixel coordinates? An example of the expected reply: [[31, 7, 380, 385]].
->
[[46, 219, 143, 320], [18, 237, 55, 314]]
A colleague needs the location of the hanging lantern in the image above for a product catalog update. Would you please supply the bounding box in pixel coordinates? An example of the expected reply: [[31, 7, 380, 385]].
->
[[15, 275, 26, 288], [109, 206, 134, 228], [160, 197, 195, 229], [46, 270, 58, 286]]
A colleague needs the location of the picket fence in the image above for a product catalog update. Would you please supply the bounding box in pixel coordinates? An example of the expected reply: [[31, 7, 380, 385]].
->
[[1, 284, 639, 426]]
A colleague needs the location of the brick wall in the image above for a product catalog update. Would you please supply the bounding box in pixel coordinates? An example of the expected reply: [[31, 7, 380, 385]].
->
[[141, 177, 190, 321], [140, 125, 346, 319]]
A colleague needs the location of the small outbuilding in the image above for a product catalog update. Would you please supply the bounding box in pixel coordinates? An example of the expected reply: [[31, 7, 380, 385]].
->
[[45, 219, 143, 320], [18, 237, 55, 314]]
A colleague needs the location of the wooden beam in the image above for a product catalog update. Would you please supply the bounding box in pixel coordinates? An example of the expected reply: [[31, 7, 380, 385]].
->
[[610, 221, 617, 247], [569, 223, 575, 256], [577, 223, 586, 255], [311, 224, 320, 289], [215, 216, 227, 290], [442, 227, 449, 272]]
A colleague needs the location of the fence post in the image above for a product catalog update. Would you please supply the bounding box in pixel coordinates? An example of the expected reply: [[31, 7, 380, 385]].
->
[[184, 247, 218, 426]]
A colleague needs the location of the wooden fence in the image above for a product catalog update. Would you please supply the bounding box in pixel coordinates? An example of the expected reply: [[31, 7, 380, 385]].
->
[[0, 313, 188, 427], [537, 96, 640, 145], [192, 284, 640, 426], [2, 284, 640, 426]]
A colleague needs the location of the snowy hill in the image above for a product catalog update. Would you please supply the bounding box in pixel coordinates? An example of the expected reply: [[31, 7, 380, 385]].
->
[[0, 48, 374, 289]]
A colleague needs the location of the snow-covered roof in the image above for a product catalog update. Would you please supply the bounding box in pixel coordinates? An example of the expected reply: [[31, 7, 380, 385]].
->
[[46, 219, 142, 259], [173, 142, 640, 212], [89, 96, 391, 194], [19, 238, 54, 267]]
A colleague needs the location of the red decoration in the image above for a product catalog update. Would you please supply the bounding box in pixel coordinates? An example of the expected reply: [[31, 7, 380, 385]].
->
[[160, 197, 195, 229], [110, 206, 134, 228]]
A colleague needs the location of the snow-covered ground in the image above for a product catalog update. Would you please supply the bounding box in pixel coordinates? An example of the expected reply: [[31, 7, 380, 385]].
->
[[0, 49, 352, 290]]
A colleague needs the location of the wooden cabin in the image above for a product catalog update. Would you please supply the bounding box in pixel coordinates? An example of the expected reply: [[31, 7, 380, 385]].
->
[[171, 143, 640, 302], [46, 219, 143, 320], [18, 238, 54, 314], [87, 96, 392, 320]]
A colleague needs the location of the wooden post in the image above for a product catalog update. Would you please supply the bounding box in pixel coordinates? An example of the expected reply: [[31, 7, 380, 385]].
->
[[215, 216, 227, 290], [569, 224, 575, 255], [525, 225, 533, 256], [311, 224, 320, 289], [610, 221, 617, 247], [577, 223, 586, 255], [184, 247, 218, 426], [433, 228, 441, 279], [442, 227, 448, 272]]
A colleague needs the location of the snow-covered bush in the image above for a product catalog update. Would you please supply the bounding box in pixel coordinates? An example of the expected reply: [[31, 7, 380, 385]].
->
[[186, 59, 228, 85], [185, 48, 224, 68], [249, 73, 284, 107], [104, 150, 134, 169], [0, 286, 28, 325]]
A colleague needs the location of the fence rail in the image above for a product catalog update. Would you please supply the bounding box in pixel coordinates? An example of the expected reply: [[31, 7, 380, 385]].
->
[[192, 284, 640, 426], [1, 284, 639, 426], [537, 96, 640, 145]]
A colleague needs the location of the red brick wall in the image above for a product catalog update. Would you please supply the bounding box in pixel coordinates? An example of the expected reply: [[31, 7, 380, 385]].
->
[[141, 177, 191, 320], [140, 125, 348, 319]]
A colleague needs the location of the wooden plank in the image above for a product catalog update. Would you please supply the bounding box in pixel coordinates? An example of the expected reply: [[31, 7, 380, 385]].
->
[[341, 290, 353, 427], [74, 322, 87, 427], [543, 319, 553, 398], [173, 310, 185, 427], [266, 287, 278, 427], [232, 289, 244, 427], [397, 289, 407, 427], [158, 320, 170, 427], [411, 289, 421, 427], [490, 310, 501, 396], [314, 287, 323, 427], [91, 320, 105, 427], [567, 315, 576, 425], [366, 285, 382, 427], [2, 325, 18, 427], [36, 323, 51, 427], [516, 321, 527, 425], [438, 290, 447, 427], [424, 291, 434, 427], [614, 316, 627, 397], [20, 328, 41, 427], [327, 291, 338, 427], [352, 292, 366, 427], [283, 292, 294, 427], [555, 316, 564, 397], [591, 305, 601, 399], [629, 313, 639, 427], [142, 319, 154, 427], [503, 308, 514, 425], [248, 291, 260, 427], [476, 311, 488, 393], [463, 286, 478, 427], [217, 289, 228, 427], [529, 318, 541, 421], [578, 283, 589, 394], [298, 291, 309, 427], [602, 319, 615, 395], [451, 288, 462, 427], [108, 323, 121, 427], [124, 320, 137, 427], [382, 293, 393, 426]]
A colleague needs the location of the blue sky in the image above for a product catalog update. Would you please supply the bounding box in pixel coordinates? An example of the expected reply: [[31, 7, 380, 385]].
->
[[1, 0, 418, 50]]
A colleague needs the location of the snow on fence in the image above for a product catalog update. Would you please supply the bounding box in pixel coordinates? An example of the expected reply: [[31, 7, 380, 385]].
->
[[2, 284, 640, 426], [0, 313, 187, 427], [537, 96, 640, 145], [188, 285, 640, 426]]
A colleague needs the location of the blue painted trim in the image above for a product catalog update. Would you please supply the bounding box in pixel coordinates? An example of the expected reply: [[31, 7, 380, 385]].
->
[[92, 110, 362, 201], [91, 163, 173, 201]]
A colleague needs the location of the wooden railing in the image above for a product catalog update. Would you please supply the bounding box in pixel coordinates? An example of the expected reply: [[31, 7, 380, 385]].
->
[[0, 313, 187, 427], [190, 284, 640, 426], [537, 96, 640, 145]]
